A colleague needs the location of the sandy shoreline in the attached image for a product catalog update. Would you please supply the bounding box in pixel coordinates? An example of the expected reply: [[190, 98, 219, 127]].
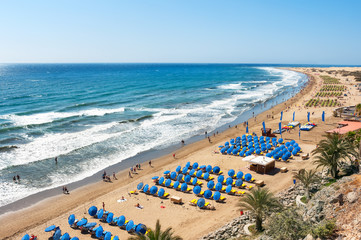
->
[[2, 67, 360, 240]]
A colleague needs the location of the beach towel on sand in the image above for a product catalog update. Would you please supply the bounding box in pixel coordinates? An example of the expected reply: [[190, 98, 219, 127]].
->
[[117, 199, 127, 203]]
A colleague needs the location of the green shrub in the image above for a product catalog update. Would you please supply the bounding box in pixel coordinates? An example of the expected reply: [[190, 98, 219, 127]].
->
[[311, 220, 336, 239]]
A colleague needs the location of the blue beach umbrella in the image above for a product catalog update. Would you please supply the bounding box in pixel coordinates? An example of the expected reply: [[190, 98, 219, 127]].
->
[[163, 170, 170, 175], [266, 153, 272, 157], [77, 218, 88, 226], [158, 188, 165, 197], [213, 191, 221, 201], [117, 215, 126, 226], [193, 185, 201, 194], [135, 224, 147, 235], [137, 182, 144, 190], [159, 177, 165, 185], [126, 220, 135, 232], [226, 185, 232, 193], [199, 165, 206, 170], [307, 112, 310, 122], [96, 209, 104, 219], [165, 179, 171, 187], [95, 226, 103, 238], [53, 230, 61, 240], [322, 111, 325, 122], [184, 175, 191, 183], [60, 233, 70, 240], [189, 169, 195, 176], [177, 174, 183, 181], [22, 234, 30, 240], [213, 166, 220, 174], [245, 173, 252, 182], [192, 177, 198, 185], [206, 165, 212, 173], [192, 162, 199, 169], [226, 177, 233, 185], [68, 214, 75, 225], [70, 238, 79, 240], [176, 166, 181, 172], [143, 184, 149, 193], [181, 183, 188, 192], [228, 169, 235, 177], [173, 181, 180, 189], [45, 225, 56, 232], [203, 172, 210, 180], [293, 111, 295, 121], [88, 206, 97, 216], [170, 171, 177, 180], [150, 186, 158, 195], [106, 212, 114, 223], [197, 198, 205, 208], [185, 162, 191, 168], [207, 180, 215, 189], [217, 175, 224, 183], [215, 182, 222, 191], [113, 237, 119, 240], [152, 176, 159, 180], [182, 167, 188, 174], [196, 170, 203, 178], [280, 111, 283, 121], [204, 190, 212, 199], [84, 222, 97, 228], [235, 179, 243, 187], [104, 232, 112, 240]]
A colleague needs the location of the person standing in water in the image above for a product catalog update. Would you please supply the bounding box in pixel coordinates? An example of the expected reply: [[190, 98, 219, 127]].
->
[[55, 157, 58, 164]]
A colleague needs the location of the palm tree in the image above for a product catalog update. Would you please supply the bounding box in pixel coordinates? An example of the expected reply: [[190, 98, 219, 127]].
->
[[239, 187, 281, 232], [293, 169, 320, 200], [312, 133, 357, 178], [128, 219, 182, 240]]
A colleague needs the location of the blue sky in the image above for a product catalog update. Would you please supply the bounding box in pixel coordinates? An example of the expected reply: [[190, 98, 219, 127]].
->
[[0, 0, 360, 64]]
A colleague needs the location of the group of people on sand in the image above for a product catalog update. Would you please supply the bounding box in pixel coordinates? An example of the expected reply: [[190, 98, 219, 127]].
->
[[62, 186, 69, 194], [129, 163, 142, 178], [12, 175, 20, 183]]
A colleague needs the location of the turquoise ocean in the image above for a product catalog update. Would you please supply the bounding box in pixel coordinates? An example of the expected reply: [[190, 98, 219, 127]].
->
[[0, 64, 308, 208]]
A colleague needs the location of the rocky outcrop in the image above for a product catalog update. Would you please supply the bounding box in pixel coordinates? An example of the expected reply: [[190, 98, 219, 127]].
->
[[200, 215, 253, 240]]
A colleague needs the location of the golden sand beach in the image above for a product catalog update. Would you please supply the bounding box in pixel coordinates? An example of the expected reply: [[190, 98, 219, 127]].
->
[[2, 67, 361, 240]]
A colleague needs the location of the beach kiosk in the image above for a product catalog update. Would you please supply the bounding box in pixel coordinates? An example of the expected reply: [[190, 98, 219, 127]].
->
[[249, 156, 275, 174]]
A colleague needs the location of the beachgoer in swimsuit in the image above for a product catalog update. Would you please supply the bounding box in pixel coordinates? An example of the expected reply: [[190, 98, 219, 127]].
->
[[17, 175, 20, 182], [113, 172, 117, 180], [55, 157, 58, 164], [13, 176, 16, 182]]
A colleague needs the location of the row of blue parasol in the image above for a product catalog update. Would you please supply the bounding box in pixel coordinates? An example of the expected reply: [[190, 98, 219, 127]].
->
[[87, 206, 147, 235], [138, 181, 189, 195], [37, 225, 78, 240]]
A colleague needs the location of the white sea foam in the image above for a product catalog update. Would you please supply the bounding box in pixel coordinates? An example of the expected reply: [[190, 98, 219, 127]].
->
[[0, 107, 125, 126]]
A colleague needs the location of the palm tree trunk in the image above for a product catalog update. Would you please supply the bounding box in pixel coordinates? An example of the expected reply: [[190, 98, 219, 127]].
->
[[305, 188, 310, 200], [255, 215, 263, 231]]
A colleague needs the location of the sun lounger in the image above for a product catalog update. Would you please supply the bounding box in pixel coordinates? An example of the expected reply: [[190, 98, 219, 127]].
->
[[236, 190, 245, 196], [129, 190, 138, 195], [227, 189, 237, 195], [301, 153, 309, 160]]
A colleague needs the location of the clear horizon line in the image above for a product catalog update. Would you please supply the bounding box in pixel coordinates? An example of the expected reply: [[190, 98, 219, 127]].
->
[[1, 62, 361, 67]]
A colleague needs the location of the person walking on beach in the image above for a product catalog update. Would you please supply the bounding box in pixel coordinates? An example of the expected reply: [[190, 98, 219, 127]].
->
[[208, 137, 211, 143], [205, 131, 207, 137], [181, 139, 185, 145], [129, 171, 132, 178], [113, 172, 117, 180], [173, 153, 176, 159], [149, 160, 152, 167], [102, 202, 105, 210]]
